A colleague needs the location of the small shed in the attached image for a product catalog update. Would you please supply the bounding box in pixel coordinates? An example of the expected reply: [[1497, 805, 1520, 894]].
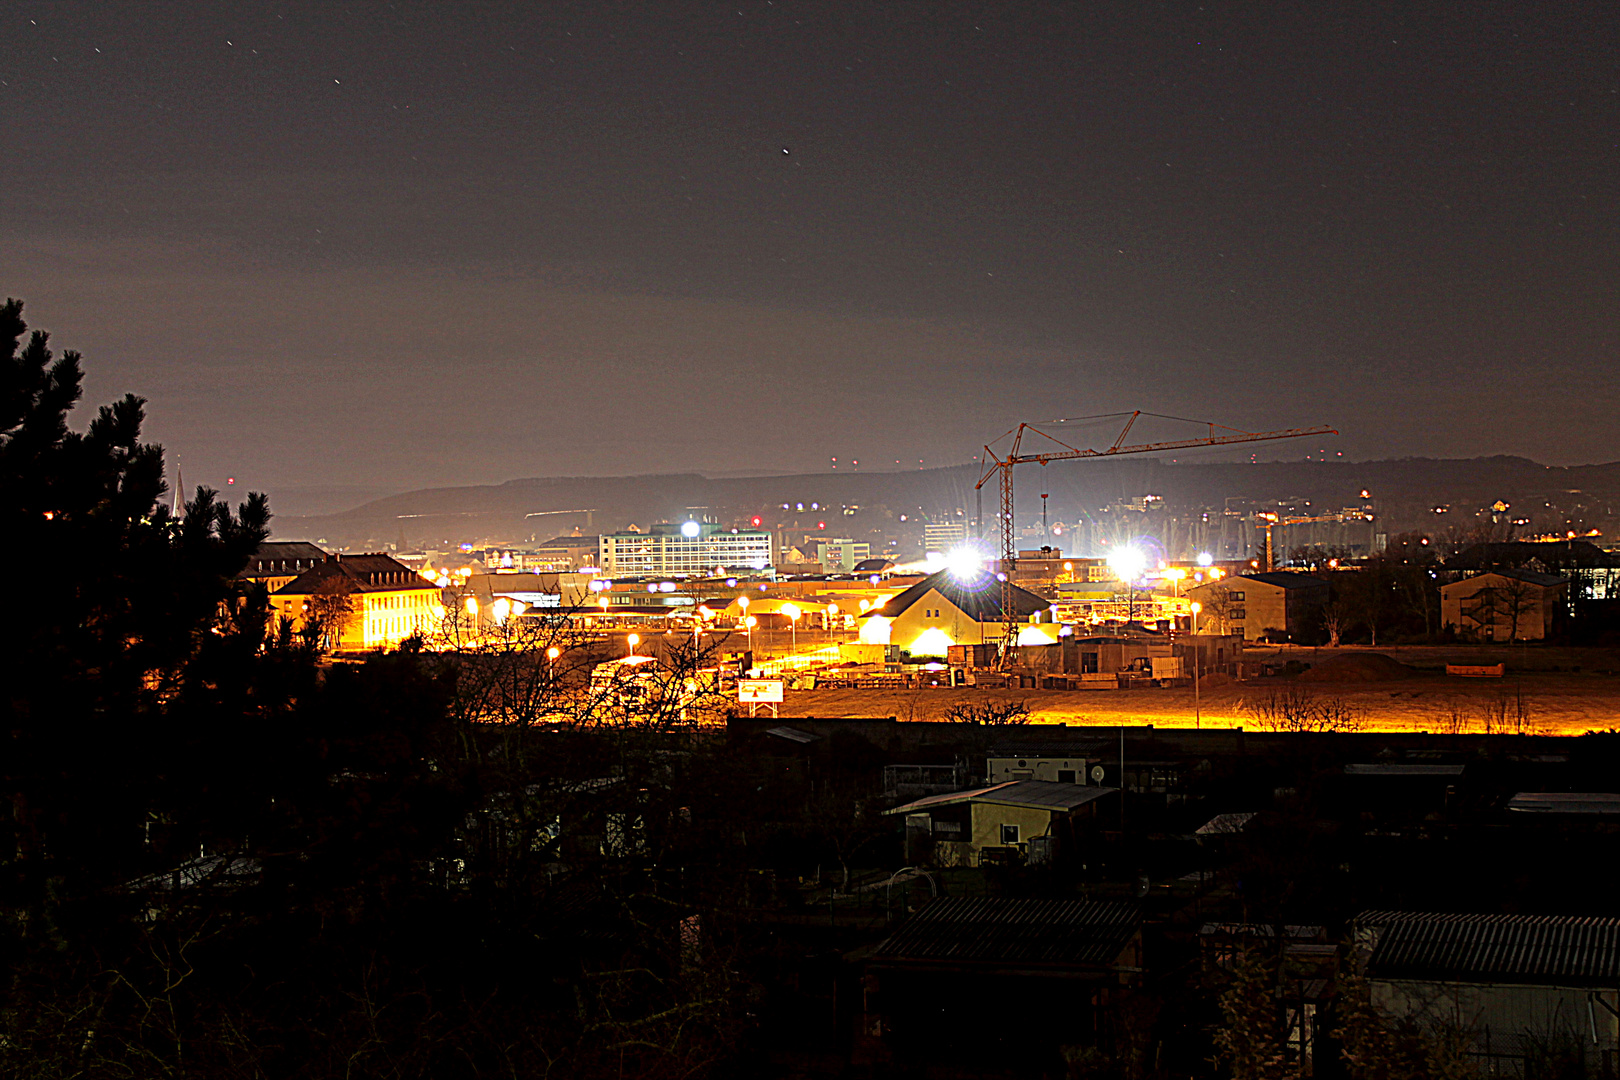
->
[[884, 780, 1116, 867], [858, 898, 1143, 1073], [1355, 910, 1620, 1076]]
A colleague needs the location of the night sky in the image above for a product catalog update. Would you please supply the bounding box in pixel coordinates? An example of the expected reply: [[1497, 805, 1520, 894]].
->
[[4, 2, 1616, 507]]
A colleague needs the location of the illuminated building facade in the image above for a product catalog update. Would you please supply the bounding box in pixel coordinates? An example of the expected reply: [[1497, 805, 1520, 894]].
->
[[858, 567, 1049, 657], [1186, 572, 1329, 642], [1440, 570, 1567, 642], [923, 521, 968, 556], [599, 521, 771, 576], [272, 553, 443, 651], [530, 534, 602, 571], [815, 538, 871, 572]]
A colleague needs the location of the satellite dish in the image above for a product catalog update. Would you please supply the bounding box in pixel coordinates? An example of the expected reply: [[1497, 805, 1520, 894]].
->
[[1090, 765, 1106, 782]]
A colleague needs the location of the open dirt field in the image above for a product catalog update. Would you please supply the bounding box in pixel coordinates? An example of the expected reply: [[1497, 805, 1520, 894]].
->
[[777, 644, 1620, 735]]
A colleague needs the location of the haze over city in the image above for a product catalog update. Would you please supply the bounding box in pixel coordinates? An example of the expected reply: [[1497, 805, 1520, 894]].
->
[[5, 1, 1616, 502]]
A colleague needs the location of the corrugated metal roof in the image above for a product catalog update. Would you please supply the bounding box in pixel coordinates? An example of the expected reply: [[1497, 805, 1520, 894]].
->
[[764, 725, 819, 744], [1344, 763, 1466, 777], [883, 780, 1117, 816], [1358, 911, 1620, 986], [1196, 811, 1257, 835], [883, 781, 1017, 814], [1199, 923, 1324, 940], [874, 897, 1140, 968], [1508, 792, 1620, 815]]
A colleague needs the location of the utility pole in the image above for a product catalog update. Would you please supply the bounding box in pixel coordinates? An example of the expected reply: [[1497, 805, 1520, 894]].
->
[[1191, 602, 1202, 730], [1119, 725, 1126, 833]]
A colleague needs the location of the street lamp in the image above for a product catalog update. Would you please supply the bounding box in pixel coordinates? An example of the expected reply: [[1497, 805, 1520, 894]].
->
[[546, 645, 561, 683], [744, 614, 757, 657], [626, 632, 640, 657], [783, 603, 801, 656], [1190, 601, 1202, 730], [827, 603, 839, 646]]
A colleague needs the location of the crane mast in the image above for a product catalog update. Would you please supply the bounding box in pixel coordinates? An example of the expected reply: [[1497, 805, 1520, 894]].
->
[[1256, 511, 1371, 572], [974, 412, 1338, 662]]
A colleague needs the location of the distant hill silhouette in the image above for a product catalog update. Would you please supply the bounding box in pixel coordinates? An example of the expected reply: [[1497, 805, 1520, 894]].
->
[[277, 456, 1620, 549]]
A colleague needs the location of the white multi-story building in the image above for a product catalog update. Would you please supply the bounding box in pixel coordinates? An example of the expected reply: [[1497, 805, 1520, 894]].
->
[[923, 521, 968, 556], [815, 538, 871, 572], [599, 521, 772, 576]]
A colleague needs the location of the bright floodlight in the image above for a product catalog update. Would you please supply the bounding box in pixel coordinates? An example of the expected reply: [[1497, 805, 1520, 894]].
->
[[1108, 545, 1148, 583], [681, 520, 701, 537], [1196, 551, 1214, 567], [945, 545, 982, 580]]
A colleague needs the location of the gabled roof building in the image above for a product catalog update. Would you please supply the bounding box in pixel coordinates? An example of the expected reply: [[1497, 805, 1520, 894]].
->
[[858, 567, 1051, 657], [272, 553, 443, 652], [884, 779, 1116, 867], [1440, 569, 1568, 642], [1186, 571, 1329, 642], [237, 541, 331, 593]]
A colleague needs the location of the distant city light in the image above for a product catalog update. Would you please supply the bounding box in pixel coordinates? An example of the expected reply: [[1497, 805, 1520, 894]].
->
[[1196, 552, 1214, 566], [945, 546, 982, 580], [1108, 545, 1148, 582]]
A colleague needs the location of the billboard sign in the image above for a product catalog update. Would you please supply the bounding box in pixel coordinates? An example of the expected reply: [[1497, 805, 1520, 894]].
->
[[737, 679, 785, 703]]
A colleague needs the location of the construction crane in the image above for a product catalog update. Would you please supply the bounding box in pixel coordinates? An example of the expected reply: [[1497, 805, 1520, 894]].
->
[[975, 412, 1338, 659], [1255, 511, 1372, 572]]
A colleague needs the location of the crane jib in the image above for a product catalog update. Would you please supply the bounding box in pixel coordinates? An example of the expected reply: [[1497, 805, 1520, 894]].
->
[[975, 417, 1339, 667]]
